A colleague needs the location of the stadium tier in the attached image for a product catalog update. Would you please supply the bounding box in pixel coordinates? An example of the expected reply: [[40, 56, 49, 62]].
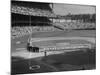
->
[[11, 5, 56, 17], [11, 0, 55, 26], [11, 1, 56, 17], [11, 26, 62, 39], [11, 1, 96, 39], [53, 22, 95, 30]]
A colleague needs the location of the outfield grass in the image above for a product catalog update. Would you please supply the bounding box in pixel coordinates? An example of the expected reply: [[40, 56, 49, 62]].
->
[[11, 30, 95, 52], [11, 30, 96, 74]]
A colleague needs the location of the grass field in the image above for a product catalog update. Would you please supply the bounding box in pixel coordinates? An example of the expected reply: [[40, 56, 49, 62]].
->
[[11, 30, 95, 51], [11, 30, 96, 74]]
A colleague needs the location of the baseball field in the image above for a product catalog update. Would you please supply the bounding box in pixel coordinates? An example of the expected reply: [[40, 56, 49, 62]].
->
[[11, 30, 96, 74]]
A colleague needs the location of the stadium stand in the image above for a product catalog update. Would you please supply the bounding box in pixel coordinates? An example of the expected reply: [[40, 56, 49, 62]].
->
[[11, 1, 59, 39], [53, 22, 95, 30], [11, 26, 62, 39], [11, 1, 96, 39]]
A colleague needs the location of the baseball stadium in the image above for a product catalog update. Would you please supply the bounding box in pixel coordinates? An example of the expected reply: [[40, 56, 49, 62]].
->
[[11, 0, 96, 74]]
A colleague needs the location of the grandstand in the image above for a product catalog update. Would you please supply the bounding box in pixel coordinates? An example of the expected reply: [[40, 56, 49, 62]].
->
[[53, 22, 95, 30], [11, 1, 61, 39], [52, 15, 96, 30], [11, 1, 96, 39]]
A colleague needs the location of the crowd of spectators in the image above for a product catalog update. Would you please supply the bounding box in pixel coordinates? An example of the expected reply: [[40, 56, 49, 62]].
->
[[11, 5, 56, 18], [11, 22, 95, 39], [53, 22, 95, 30], [11, 26, 62, 39]]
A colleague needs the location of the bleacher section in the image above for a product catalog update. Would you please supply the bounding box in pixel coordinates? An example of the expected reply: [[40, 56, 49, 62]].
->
[[53, 22, 95, 30], [11, 26, 62, 39]]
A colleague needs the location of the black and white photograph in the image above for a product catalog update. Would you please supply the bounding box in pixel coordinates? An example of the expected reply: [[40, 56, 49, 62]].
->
[[11, 0, 96, 75]]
